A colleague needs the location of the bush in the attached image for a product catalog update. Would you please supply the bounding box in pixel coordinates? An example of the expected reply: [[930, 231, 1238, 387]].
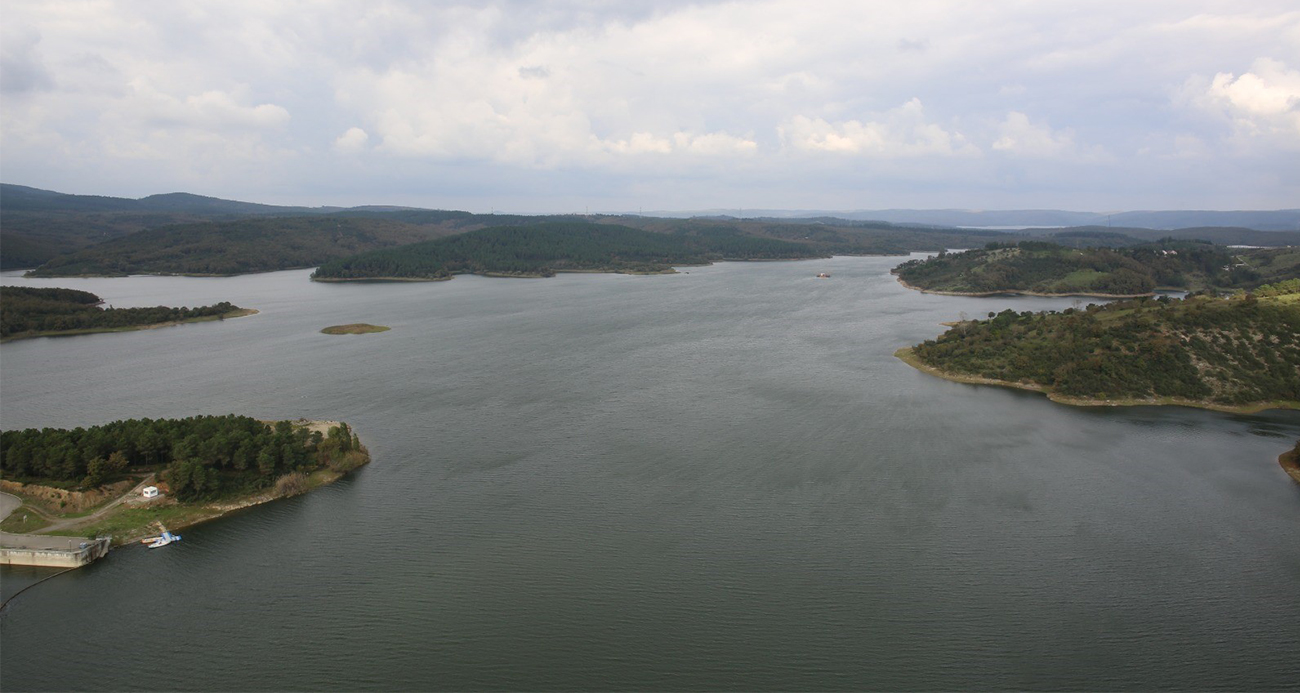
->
[[274, 472, 309, 497]]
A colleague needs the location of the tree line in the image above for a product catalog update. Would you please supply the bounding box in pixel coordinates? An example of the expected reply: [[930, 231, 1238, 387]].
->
[[311, 221, 826, 280], [893, 240, 1294, 295], [24, 216, 445, 277]]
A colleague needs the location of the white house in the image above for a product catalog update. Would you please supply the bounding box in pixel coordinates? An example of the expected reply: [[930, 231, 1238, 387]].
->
[[142, 486, 159, 499]]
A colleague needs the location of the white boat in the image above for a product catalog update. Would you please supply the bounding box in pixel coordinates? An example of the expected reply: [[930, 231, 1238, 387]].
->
[[147, 531, 182, 549]]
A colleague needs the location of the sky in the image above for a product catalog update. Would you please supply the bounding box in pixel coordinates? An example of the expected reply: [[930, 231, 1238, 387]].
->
[[1, 1, 1298, 213]]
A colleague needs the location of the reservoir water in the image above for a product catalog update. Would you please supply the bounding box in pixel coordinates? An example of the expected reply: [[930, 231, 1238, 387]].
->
[[2, 257, 1298, 691]]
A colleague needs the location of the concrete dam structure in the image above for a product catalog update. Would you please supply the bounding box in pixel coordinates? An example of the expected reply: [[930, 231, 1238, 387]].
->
[[1, 533, 112, 568]]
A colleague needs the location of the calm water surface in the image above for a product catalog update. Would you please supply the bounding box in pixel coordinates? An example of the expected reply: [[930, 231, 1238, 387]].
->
[[2, 257, 1298, 691]]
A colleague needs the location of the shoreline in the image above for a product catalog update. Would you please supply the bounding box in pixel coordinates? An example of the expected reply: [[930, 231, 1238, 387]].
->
[[0, 308, 259, 343], [894, 276, 1155, 299], [22, 267, 318, 279], [307, 254, 870, 283], [894, 347, 1298, 415], [1280, 449, 1300, 484], [311, 267, 684, 282]]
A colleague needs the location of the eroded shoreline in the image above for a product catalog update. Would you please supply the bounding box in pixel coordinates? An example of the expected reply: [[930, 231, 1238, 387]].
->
[[894, 276, 1155, 299]]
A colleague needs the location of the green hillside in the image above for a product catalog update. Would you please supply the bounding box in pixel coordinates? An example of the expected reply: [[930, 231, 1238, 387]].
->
[[312, 221, 826, 280], [902, 288, 1300, 410]]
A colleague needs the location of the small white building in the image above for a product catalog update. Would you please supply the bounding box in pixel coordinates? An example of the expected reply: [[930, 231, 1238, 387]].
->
[[142, 486, 159, 499]]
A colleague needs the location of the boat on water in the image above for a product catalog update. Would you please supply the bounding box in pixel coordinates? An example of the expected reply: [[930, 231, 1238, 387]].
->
[[816, 272, 831, 278], [146, 531, 182, 549]]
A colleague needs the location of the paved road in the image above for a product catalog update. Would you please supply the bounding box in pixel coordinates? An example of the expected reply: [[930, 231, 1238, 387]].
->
[[0, 532, 98, 551], [0, 492, 21, 523]]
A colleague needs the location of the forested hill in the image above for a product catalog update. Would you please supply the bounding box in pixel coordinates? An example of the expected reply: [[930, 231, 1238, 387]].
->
[[903, 287, 1300, 410], [0, 286, 252, 341], [893, 241, 1300, 296], [24, 216, 448, 276], [311, 222, 825, 280]]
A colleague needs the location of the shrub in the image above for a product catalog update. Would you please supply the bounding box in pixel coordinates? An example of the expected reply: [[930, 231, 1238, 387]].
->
[[274, 472, 309, 497]]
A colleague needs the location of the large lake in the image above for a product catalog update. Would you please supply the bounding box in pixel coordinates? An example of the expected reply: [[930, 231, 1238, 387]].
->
[[2, 257, 1298, 691]]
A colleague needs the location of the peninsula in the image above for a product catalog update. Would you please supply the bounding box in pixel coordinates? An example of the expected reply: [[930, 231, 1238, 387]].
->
[[0, 286, 255, 342], [892, 241, 1300, 297], [897, 285, 1300, 414], [0, 415, 370, 545]]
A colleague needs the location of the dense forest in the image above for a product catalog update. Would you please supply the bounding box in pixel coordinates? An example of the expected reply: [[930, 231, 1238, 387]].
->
[[893, 241, 1298, 295], [311, 222, 826, 279], [0, 286, 247, 340], [907, 289, 1300, 407], [0, 184, 323, 269], [23, 216, 458, 276], [0, 415, 367, 501]]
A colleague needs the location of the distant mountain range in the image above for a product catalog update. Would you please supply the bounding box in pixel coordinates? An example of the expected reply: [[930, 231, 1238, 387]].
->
[[5, 184, 1298, 230], [644, 208, 1300, 231], [2, 183, 1298, 274]]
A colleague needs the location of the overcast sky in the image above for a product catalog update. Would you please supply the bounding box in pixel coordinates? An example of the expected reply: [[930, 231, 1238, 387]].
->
[[2, 1, 1298, 212]]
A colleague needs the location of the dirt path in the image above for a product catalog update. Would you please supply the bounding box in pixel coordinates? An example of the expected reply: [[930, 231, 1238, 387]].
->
[[39, 474, 156, 533]]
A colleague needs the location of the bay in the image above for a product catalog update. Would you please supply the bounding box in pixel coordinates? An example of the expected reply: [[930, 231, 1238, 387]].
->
[[2, 257, 1298, 691]]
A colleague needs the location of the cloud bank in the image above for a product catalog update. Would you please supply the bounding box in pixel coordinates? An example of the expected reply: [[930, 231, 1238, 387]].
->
[[1, 1, 1297, 211]]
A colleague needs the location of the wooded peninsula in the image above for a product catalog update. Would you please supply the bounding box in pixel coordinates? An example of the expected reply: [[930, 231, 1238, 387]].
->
[[0, 286, 255, 342], [0, 415, 370, 543], [898, 283, 1300, 413], [893, 241, 1300, 296]]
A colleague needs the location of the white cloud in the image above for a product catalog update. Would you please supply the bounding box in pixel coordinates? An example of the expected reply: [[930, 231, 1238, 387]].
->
[[991, 111, 1109, 161], [335, 127, 369, 152], [126, 81, 290, 131], [1183, 57, 1300, 148], [600, 131, 757, 157], [780, 99, 978, 158], [675, 132, 759, 156]]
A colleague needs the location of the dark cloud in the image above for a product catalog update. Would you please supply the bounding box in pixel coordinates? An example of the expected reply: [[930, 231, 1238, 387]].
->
[[1, 31, 54, 94], [897, 37, 929, 53]]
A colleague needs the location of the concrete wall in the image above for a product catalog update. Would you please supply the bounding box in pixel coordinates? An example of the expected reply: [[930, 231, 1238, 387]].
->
[[0, 536, 110, 568]]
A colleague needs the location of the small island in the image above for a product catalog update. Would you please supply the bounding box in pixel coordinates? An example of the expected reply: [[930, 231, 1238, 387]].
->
[[0, 286, 256, 342], [321, 323, 391, 335], [0, 415, 370, 547], [897, 284, 1300, 414]]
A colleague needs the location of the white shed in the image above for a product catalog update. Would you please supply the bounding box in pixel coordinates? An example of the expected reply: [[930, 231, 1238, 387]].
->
[[142, 486, 159, 499]]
